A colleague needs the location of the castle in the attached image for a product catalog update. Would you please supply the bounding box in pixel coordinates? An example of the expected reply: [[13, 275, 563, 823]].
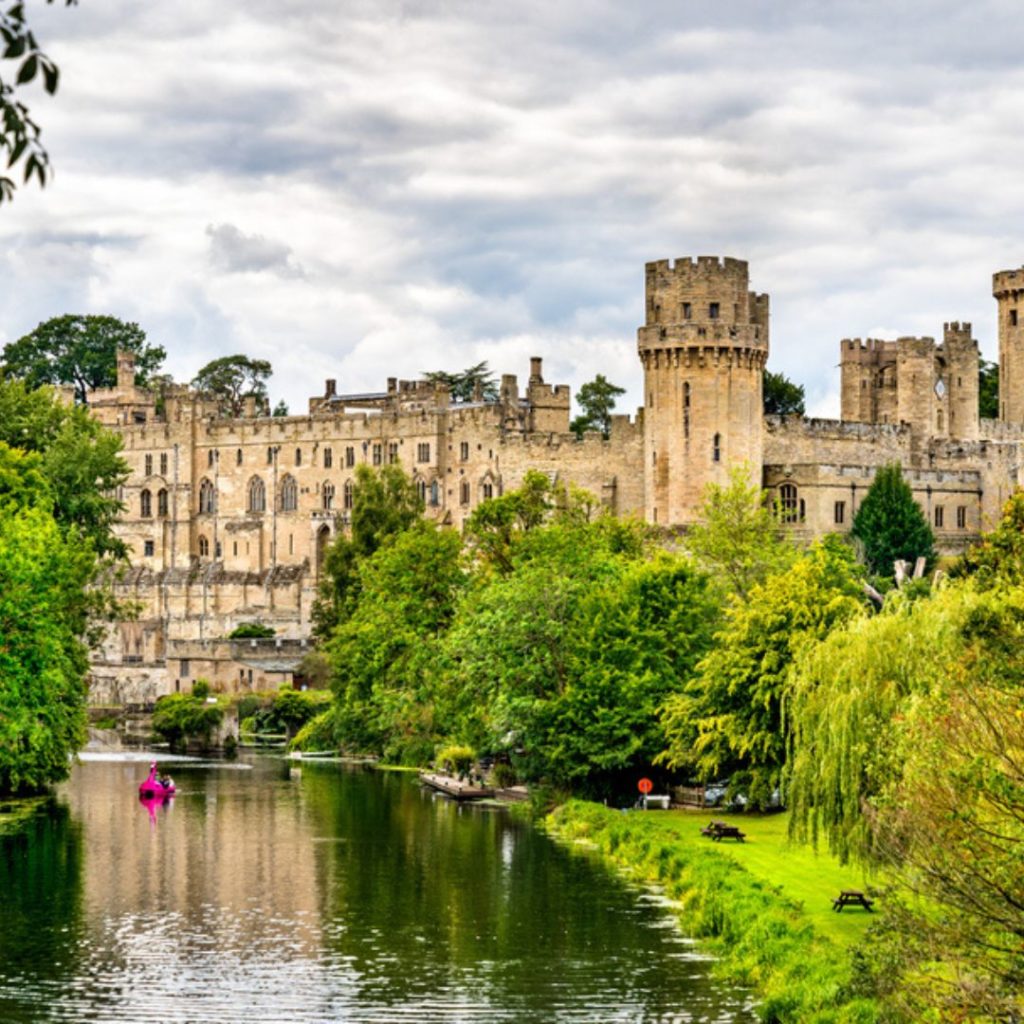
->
[[88, 257, 1024, 703]]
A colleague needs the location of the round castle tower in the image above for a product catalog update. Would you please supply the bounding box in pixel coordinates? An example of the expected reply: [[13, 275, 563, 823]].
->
[[994, 267, 1024, 423], [638, 257, 769, 526]]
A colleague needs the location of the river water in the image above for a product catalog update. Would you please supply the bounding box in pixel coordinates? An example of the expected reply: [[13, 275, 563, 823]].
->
[[0, 755, 755, 1023]]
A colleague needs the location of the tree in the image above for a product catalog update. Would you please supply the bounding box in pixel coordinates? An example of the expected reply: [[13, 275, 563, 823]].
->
[[684, 464, 797, 602], [851, 462, 936, 578], [949, 490, 1024, 585], [423, 362, 498, 403], [979, 358, 999, 419], [570, 374, 626, 438], [0, 1, 71, 204], [2, 315, 166, 404], [191, 355, 272, 417], [272, 399, 289, 417], [763, 369, 806, 416]]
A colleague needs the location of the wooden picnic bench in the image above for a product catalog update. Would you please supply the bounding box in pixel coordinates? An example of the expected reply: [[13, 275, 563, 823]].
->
[[832, 889, 874, 912], [700, 820, 746, 842]]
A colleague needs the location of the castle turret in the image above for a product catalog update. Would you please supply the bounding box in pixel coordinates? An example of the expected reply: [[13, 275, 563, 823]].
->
[[994, 267, 1024, 423], [942, 322, 979, 441], [638, 257, 769, 526]]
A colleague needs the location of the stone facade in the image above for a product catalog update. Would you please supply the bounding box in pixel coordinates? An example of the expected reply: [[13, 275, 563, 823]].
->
[[88, 257, 1024, 702]]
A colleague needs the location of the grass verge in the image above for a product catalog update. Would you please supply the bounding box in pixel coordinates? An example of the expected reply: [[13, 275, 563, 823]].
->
[[546, 800, 885, 1023]]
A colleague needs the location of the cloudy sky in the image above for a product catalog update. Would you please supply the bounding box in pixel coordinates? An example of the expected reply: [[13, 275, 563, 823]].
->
[[3, 0, 1024, 418]]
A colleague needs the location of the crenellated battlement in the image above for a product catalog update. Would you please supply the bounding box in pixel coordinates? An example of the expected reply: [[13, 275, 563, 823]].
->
[[993, 266, 1024, 296]]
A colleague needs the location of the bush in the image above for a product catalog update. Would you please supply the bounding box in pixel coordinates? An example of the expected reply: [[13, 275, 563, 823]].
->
[[152, 692, 224, 752], [272, 688, 332, 733], [492, 761, 517, 788], [191, 678, 211, 699], [435, 744, 475, 776], [228, 622, 276, 639], [289, 710, 337, 753]]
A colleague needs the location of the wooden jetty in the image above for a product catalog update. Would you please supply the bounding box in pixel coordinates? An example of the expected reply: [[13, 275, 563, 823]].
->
[[419, 772, 494, 801]]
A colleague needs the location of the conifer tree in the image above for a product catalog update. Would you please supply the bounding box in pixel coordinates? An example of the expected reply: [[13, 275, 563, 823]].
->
[[851, 463, 936, 577]]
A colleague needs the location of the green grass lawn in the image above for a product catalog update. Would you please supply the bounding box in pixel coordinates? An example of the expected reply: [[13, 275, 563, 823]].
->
[[626, 807, 880, 946]]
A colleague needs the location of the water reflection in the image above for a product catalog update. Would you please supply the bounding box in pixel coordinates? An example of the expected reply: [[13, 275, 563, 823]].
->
[[0, 758, 754, 1023]]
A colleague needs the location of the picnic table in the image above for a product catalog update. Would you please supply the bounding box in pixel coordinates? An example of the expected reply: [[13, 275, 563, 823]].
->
[[832, 889, 874, 912], [700, 820, 746, 842]]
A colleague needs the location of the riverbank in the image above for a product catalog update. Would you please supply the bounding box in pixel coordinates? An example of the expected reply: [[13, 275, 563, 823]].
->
[[546, 800, 885, 1024]]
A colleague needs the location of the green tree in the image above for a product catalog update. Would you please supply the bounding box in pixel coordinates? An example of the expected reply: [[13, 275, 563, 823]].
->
[[0, 1, 70, 204], [191, 355, 273, 417], [851, 462, 936, 577], [950, 490, 1024, 585], [659, 537, 866, 807], [570, 374, 626, 438], [684, 464, 797, 602], [423, 362, 498, 402], [272, 399, 289, 417], [979, 357, 999, 419], [2, 315, 166, 404], [763, 369, 806, 416]]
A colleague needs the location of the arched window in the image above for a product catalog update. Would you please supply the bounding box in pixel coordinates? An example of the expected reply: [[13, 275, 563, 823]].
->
[[460, 481, 470, 505], [198, 477, 216, 514], [295, 448, 302, 466], [280, 474, 298, 512], [316, 524, 331, 576], [198, 535, 210, 558], [482, 481, 494, 500], [780, 483, 799, 523], [322, 482, 335, 511], [140, 489, 152, 518], [343, 479, 353, 510], [416, 478, 427, 503], [430, 480, 440, 507], [157, 488, 168, 517], [712, 433, 721, 462], [236, 448, 243, 466], [248, 476, 266, 513]]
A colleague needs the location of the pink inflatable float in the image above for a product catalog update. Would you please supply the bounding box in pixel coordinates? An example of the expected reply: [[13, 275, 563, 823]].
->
[[138, 761, 175, 796]]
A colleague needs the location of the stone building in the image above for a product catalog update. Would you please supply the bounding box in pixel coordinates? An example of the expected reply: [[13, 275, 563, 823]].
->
[[88, 256, 1024, 702]]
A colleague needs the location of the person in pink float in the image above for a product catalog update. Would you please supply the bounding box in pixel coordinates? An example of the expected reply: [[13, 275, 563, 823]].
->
[[139, 760, 175, 796]]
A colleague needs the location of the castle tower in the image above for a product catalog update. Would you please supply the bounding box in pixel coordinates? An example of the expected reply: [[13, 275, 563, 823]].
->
[[942, 322, 979, 441], [116, 348, 136, 390], [638, 257, 769, 526], [994, 267, 1024, 423]]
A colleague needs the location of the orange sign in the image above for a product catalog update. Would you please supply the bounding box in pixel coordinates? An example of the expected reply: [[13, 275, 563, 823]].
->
[[638, 777, 653, 795]]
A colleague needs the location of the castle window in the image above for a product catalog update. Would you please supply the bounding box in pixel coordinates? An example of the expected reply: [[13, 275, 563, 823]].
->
[[144, 540, 154, 557], [233, 542, 238, 557], [834, 500, 845, 525], [236, 449, 243, 466], [683, 383, 690, 439], [709, 302, 720, 320], [145, 454, 153, 476], [267, 447, 274, 465], [215, 541, 222, 559], [157, 489, 168, 517], [248, 476, 266, 513], [198, 478, 216, 514], [712, 433, 721, 462], [295, 448, 302, 466], [323, 447, 332, 469], [957, 505, 966, 529], [208, 449, 216, 468], [280, 474, 298, 512], [345, 446, 355, 467], [682, 302, 691, 319], [160, 452, 168, 475], [322, 482, 335, 511], [460, 481, 470, 505], [417, 442, 431, 463], [388, 443, 399, 464], [140, 489, 152, 518], [780, 483, 799, 523], [343, 479, 353, 510], [198, 537, 209, 559], [934, 505, 944, 528], [460, 441, 469, 461], [417, 479, 427, 503], [1012, 310, 1019, 327], [430, 480, 440, 507], [372, 444, 382, 466]]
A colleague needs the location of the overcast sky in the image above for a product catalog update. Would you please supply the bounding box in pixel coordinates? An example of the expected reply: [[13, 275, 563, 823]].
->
[[3, 0, 1024, 418]]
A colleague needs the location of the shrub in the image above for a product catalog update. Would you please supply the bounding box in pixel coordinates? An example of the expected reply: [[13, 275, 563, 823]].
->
[[492, 761, 517, 788], [289, 710, 337, 753], [191, 678, 211, 699], [272, 688, 332, 733], [152, 692, 224, 751], [228, 622, 276, 639], [435, 744, 474, 776]]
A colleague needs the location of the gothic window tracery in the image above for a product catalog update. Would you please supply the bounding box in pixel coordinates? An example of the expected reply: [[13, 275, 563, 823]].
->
[[280, 474, 298, 512], [157, 489, 168, 517], [198, 478, 216, 514], [140, 489, 152, 518], [248, 476, 266, 513]]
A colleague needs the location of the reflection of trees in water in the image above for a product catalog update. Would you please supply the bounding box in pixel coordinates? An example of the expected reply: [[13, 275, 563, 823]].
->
[[0, 801, 84, 996]]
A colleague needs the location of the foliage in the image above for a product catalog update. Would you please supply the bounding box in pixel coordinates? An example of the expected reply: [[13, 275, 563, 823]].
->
[[271, 687, 332, 733], [191, 354, 272, 417], [435, 744, 475, 775], [659, 537, 866, 807], [422, 361, 498, 402], [850, 463, 936, 578], [948, 489, 1024, 585], [272, 399, 289, 417], [0, 0, 72, 204], [312, 464, 424, 636], [191, 678, 211, 699], [295, 649, 331, 689], [570, 374, 626, 438], [151, 691, 224, 751], [2, 315, 165, 404], [288, 710, 336, 753], [684, 464, 797, 602], [978, 357, 998, 419], [763, 369, 806, 416], [227, 622, 275, 639]]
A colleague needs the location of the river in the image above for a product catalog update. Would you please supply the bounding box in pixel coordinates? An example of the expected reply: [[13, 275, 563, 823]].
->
[[0, 754, 755, 1023]]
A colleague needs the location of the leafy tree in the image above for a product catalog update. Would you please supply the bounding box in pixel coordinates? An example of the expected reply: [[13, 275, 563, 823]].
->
[[763, 369, 806, 416], [950, 490, 1024, 585], [659, 537, 866, 807], [312, 463, 424, 637], [2, 315, 166, 404], [0, 1, 70, 204], [851, 462, 936, 577], [423, 362, 498, 403], [684, 464, 797, 602], [191, 355, 273, 417], [272, 399, 289, 417], [570, 374, 626, 438], [979, 357, 999, 419]]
